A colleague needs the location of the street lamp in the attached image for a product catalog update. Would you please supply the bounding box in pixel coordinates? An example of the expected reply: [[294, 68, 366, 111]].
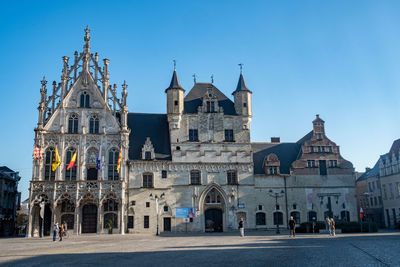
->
[[150, 193, 165, 236], [269, 189, 285, 234]]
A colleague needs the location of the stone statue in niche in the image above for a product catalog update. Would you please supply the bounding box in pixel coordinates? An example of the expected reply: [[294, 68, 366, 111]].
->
[[87, 149, 98, 164]]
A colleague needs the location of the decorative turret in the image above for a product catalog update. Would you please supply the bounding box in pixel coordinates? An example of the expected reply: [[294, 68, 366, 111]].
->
[[232, 64, 252, 117], [37, 76, 47, 129], [165, 61, 185, 129], [165, 62, 185, 115], [121, 81, 128, 130], [312, 114, 325, 139]]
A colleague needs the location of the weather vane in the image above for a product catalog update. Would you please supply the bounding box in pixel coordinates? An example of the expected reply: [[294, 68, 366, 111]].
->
[[238, 63, 243, 74], [173, 59, 176, 70], [192, 74, 197, 84], [211, 74, 214, 84]]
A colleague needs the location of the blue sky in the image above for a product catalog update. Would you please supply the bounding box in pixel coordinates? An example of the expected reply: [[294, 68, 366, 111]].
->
[[1, 0, 399, 200]]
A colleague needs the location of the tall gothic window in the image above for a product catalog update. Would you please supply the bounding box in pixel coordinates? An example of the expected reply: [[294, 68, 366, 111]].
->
[[143, 173, 153, 188], [68, 114, 78, 134], [224, 129, 234, 142], [89, 115, 99, 134], [190, 170, 201, 185], [80, 92, 90, 108], [65, 148, 77, 181], [44, 147, 56, 181], [108, 148, 119, 180]]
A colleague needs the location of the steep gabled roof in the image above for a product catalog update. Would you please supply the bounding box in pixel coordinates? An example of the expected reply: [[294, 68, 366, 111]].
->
[[232, 73, 252, 95], [252, 142, 301, 174], [184, 83, 237, 115], [127, 113, 171, 161], [165, 69, 184, 92], [357, 160, 379, 181]]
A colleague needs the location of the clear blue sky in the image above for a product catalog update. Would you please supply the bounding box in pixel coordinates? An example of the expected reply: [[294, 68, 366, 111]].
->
[[1, 0, 399, 201]]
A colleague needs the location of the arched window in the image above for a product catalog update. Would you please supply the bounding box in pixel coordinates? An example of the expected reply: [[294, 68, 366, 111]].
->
[[68, 114, 78, 134], [205, 188, 223, 204], [290, 211, 301, 224], [108, 148, 119, 180], [143, 173, 153, 188], [89, 115, 99, 134], [44, 147, 56, 181], [65, 148, 77, 181], [273, 212, 283, 225], [80, 92, 90, 108], [256, 212, 266, 225], [190, 170, 201, 185], [60, 199, 75, 230], [104, 199, 118, 212], [308, 211, 317, 222]]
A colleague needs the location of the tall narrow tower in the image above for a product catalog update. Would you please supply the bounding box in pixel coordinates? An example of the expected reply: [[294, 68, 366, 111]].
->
[[165, 66, 185, 129], [232, 67, 252, 130]]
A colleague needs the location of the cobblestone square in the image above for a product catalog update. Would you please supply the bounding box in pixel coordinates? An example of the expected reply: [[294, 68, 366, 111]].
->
[[0, 231, 399, 266]]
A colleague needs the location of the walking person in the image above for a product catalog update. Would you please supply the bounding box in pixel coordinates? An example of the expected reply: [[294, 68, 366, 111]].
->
[[325, 216, 331, 235], [59, 222, 64, 241], [239, 218, 245, 237], [330, 218, 336, 236], [53, 222, 58, 242], [289, 216, 296, 237]]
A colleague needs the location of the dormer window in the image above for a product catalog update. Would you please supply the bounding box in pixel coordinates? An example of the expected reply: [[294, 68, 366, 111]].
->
[[264, 153, 280, 175], [206, 101, 215, 112], [80, 91, 90, 108], [141, 137, 155, 160]]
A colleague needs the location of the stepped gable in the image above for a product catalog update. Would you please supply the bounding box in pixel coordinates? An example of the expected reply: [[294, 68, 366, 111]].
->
[[127, 113, 171, 160], [184, 83, 237, 115]]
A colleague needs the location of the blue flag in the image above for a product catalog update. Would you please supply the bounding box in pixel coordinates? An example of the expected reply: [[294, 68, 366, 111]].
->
[[96, 149, 102, 170]]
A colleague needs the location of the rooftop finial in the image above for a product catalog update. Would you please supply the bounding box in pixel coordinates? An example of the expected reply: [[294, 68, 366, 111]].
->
[[173, 59, 176, 70], [84, 25, 91, 53], [41, 76, 47, 87], [211, 74, 214, 84], [238, 63, 243, 74], [192, 74, 197, 84], [122, 80, 128, 92]]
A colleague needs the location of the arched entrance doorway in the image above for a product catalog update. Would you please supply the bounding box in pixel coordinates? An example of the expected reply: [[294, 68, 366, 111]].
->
[[202, 187, 226, 232], [82, 204, 97, 233], [205, 209, 223, 232]]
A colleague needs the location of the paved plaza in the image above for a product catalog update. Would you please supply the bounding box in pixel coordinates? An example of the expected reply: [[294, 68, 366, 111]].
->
[[0, 231, 399, 266]]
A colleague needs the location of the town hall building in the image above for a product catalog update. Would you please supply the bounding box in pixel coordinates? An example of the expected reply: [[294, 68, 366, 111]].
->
[[28, 28, 357, 237]]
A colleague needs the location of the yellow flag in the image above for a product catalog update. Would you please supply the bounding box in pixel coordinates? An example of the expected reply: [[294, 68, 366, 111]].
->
[[117, 148, 122, 173], [52, 147, 61, 171]]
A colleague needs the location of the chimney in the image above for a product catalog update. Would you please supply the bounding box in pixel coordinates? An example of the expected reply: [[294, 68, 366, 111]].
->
[[365, 167, 371, 172], [271, 137, 280, 143]]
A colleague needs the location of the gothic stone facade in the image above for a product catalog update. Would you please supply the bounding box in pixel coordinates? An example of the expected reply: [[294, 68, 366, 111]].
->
[[28, 29, 357, 236]]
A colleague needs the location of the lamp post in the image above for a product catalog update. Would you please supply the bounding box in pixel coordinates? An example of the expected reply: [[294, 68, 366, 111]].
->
[[269, 189, 285, 234], [150, 193, 165, 236]]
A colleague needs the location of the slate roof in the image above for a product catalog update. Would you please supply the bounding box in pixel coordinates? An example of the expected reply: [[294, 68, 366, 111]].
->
[[127, 113, 171, 161], [165, 69, 184, 92], [232, 73, 252, 95], [357, 160, 379, 181], [252, 142, 301, 174], [184, 83, 237, 115]]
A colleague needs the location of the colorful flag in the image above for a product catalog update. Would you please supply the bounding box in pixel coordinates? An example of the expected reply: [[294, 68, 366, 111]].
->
[[67, 152, 77, 170], [96, 149, 102, 170], [33, 146, 43, 160], [52, 147, 61, 171], [117, 148, 122, 173]]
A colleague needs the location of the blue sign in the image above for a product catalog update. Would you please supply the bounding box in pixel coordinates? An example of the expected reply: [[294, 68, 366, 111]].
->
[[175, 207, 196, 218]]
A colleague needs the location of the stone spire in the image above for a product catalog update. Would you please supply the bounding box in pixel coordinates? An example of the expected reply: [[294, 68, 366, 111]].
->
[[232, 72, 252, 95], [83, 25, 90, 54], [165, 64, 184, 92]]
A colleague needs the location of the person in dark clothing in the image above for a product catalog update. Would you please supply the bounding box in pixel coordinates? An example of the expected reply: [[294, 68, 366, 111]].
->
[[289, 216, 296, 237], [238, 218, 244, 237]]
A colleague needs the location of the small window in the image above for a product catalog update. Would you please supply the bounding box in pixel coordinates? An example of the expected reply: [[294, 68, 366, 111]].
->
[[329, 160, 337, 168], [224, 129, 234, 142], [144, 216, 149, 228], [293, 204, 297, 210], [131, 201, 136, 206], [89, 116, 99, 134], [227, 170, 237, 185], [309, 146, 314, 153], [68, 114, 79, 134], [258, 205, 262, 211], [189, 129, 199, 141], [80, 92, 90, 108], [163, 206, 168, 212], [328, 146, 333, 153], [317, 133, 322, 140], [145, 151, 152, 160], [128, 216, 134, 229], [276, 204, 280, 210], [268, 166, 278, 175], [162, 170, 167, 179], [146, 202, 150, 208], [174, 100, 178, 106], [243, 102, 247, 107], [143, 173, 153, 188], [307, 160, 315, 168], [190, 170, 201, 185]]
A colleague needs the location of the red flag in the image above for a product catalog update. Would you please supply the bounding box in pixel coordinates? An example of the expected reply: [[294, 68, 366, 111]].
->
[[117, 148, 122, 173], [67, 152, 77, 170]]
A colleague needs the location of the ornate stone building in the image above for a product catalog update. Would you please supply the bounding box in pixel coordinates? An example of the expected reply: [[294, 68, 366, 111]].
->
[[29, 29, 358, 236]]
